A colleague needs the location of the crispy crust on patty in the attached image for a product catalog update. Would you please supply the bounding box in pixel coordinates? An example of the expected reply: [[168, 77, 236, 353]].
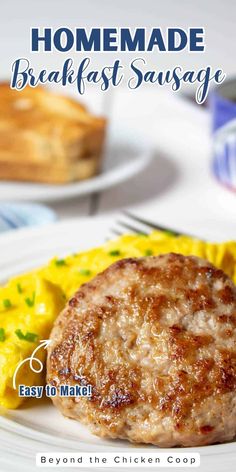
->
[[47, 253, 236, 447]]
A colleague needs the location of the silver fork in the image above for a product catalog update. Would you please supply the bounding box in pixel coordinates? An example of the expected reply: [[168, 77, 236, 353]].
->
[[109, 211, 192, 238]]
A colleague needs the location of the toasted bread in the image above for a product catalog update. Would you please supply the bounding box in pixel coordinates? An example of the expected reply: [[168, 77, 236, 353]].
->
[[0, 84, 106, 184]]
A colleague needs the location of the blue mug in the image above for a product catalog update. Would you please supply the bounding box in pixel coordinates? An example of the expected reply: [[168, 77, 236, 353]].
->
[[210, 78, 236, 131], [211, 78, 236, 191], [212, 119, 236, 191]]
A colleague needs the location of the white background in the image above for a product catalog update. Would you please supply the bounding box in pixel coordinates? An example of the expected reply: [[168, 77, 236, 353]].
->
[[1, 0, 236, 79]]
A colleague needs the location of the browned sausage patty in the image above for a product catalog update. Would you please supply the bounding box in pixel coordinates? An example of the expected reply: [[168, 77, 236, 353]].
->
[[47, 253, 236, 447]]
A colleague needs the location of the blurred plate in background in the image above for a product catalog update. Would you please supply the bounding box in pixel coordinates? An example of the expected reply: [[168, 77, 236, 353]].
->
[[0, 124, 153, 203]]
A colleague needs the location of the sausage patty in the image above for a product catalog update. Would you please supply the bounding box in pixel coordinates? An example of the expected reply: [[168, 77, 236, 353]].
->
[[47, 253, 236, 447]]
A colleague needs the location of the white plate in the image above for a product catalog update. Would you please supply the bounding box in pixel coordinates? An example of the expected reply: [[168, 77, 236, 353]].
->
[[0, 125, 152, 202], [0, 217, 235, 472]]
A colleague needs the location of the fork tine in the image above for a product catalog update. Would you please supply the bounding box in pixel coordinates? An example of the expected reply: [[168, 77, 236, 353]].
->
[[122, 210, 181, 236], [116, 220, 149, 235], [106, 226, 125, 241], [107, 229, 123, 238]]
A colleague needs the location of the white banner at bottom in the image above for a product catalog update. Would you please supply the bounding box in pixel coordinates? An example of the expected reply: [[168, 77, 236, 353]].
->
[[36, 452, 200, 468]]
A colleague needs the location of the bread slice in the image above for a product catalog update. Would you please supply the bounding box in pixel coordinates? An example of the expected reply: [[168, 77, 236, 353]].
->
[[0, 83, 106, 184]]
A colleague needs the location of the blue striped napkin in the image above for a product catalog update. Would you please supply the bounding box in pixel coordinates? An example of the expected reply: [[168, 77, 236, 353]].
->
[[0, 203, 56, 233]]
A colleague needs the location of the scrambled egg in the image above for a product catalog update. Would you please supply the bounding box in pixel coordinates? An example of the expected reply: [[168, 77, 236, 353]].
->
[[1, 231, 236, 409]]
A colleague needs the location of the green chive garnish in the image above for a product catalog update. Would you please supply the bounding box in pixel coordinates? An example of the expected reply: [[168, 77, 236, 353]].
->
[[55, 259, 66, 266], [145, 249, 153, 256], [25, 292, 35, 307], [3, 299, 12, 309], [17, 283, 23, 294], [79, 269, 91, 276], [0, 328, 6, 342], [108, 250, 121, 256], [15, 329, 38, 342]]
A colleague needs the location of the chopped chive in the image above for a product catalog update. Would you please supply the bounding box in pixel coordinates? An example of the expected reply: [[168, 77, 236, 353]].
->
[[15, 329, 38, 342], [145, 249, 153, 256], [0, 328, 6, 342], [25, 292, 35, 308], [79, 269, 91, 276], [24, 332, 38, 342], [3, 299, 12, 309], [138, 232, 148, 236], [108, 250, 121, 256], [55, 258, 66, 266], [17, 283, 23, 294], [15, 329, 25, 340]]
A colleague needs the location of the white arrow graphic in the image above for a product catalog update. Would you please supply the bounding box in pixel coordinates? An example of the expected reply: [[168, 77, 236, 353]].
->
[[13, 339, 51, 390]]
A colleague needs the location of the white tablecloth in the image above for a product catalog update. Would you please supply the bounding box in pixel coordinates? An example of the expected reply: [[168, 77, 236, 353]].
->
[[49, 88, 236, 242]]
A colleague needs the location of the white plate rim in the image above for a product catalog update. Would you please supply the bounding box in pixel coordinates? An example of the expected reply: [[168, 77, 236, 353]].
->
[[0, 127, 153, 202]]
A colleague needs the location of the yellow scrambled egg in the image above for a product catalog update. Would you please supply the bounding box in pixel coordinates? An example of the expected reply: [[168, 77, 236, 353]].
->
[[1, 231, 236, 409]]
